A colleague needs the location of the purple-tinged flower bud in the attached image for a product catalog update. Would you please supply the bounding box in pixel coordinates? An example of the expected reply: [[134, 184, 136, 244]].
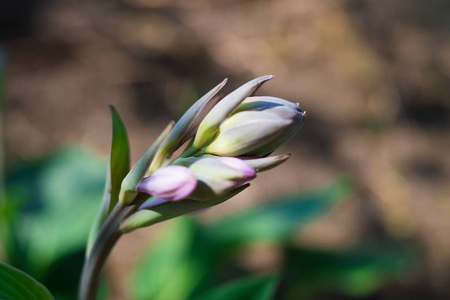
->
[[215, 156, 256, 179], [175, 155, 256, 201], [137, 165, 197, 201], [204, 96, 306, 157]]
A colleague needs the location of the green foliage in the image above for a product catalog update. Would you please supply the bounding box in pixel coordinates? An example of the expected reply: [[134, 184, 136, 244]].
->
[[0, 145, 416, 300], [108, 105, 130, 213], [0, 262, 54, 300], [128, 178, 415, 300], [281, 246, 416, 299], [129, 218, 205, 300], [196, 273, 278, 300], [86, 106, 130, 254], [206, 177, 352, 251], [129, 178, 363, 300], [2, 147, 106, 299]]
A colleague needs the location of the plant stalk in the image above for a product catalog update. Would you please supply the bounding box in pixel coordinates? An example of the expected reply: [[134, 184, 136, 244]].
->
[[78, 194, 148, 300]]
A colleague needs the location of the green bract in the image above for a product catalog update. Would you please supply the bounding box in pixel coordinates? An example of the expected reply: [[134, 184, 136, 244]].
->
[[149, 79, 227, 172]]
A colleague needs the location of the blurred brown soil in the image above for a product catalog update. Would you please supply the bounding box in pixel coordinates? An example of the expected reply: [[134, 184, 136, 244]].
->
[[2, 0, 450, 299]]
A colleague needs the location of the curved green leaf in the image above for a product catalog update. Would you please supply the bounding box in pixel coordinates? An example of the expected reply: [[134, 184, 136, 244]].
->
[[108, 105, 130, 214], [87, 107, 130, 253], [0, 262, 54, 300]]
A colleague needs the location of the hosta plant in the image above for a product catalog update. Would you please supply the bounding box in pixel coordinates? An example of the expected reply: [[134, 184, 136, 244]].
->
[[79, 75, 306, 300]]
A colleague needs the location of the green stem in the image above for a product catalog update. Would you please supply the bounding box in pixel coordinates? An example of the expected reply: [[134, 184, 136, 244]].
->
[[179, 139, 205, 158], [79, 202, 124, 300], [86, 164, 112, 256], [78, 194, 148, 300]]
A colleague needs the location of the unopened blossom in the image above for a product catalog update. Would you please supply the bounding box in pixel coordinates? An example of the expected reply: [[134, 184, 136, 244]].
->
[[204, 96, 306, 157], [137, 165, 197, 201], [118, 76, 306, 232], [180, 76, 306, 158], [174, 155, 256, 201]]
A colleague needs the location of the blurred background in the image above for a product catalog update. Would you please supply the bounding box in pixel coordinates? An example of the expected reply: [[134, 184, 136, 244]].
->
[[1, 0, 449, 299]]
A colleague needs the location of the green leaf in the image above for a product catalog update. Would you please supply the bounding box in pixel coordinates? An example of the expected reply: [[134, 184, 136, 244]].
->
[[4, 147, 106, 296], [0, 262, 54, 300], [108, 105, 130, 214], [129, 218, 205, 300], [206, 177, 353, 251], [196, 273, 278, 300], [86, 107, 130, 254], [281, 246, 416, 299]]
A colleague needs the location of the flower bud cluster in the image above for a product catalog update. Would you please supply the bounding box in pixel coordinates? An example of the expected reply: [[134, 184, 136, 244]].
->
[[119, 75, 306, 232]]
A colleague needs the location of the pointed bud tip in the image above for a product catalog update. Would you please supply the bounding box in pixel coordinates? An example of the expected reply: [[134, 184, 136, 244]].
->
[[108, 104, 117, 114], [241, 153, 291, 172], [214, 78, 228, 91], [280, 153, 291, 159], [258, 74, 275, 84]]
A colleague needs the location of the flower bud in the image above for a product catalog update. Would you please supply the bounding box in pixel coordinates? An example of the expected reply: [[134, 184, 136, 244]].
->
[[137, 165, 197, 201], [215, 156, 256, 179], [204, 96, 306, 157], [175, 155, 256, 201], [191, 75, 274, 152], [200, 97, 304, 157]]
